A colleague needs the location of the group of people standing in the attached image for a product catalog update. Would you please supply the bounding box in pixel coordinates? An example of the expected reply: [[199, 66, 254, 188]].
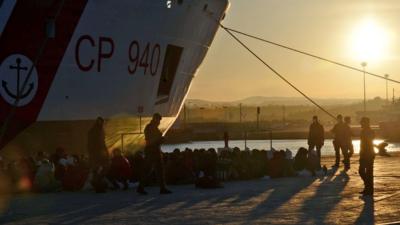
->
[[331, 115, 354, 170], [308, 115, 376, 196], [88, 112, 376, 197], [88, 114, 171, 195]]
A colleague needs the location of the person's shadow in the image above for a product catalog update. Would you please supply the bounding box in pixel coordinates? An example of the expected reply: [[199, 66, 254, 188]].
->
[[297, 167, 349, 224], [354, 196, 375, 225]]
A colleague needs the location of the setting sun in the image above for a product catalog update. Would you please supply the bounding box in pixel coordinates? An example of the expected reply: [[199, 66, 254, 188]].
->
[[349, 18, 391, 62]]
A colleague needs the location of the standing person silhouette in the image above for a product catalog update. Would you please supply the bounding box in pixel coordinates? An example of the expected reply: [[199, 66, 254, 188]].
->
[[87, 117, 109, 170], [224, 131, 229, 149], [307, 116, 324, 168], [137, 113, 172, 195], [343, 116, 353, 170], [87, 117, 110, 193], [359, 117, 375, 196], [331, 114, 346, 167]]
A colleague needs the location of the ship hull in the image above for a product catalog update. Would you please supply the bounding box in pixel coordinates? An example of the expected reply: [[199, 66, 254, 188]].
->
[[0, 0, 229, 156]]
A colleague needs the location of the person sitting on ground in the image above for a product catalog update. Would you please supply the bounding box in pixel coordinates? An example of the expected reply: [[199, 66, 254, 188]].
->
[[285, 149, 293, 160], [183, 148, 195, 181], [50, 147, 64, 164], [108, 148, 132, 190], [268, 151, 285, 178], [280, 150, 296, 177], [375, 142, 390, 157], [62, 155, 89, 192], [18, 156, 36, 191], [91, 166, 108, 193], [217, 150, 232, 181], [267, 148, 276, 160], [234, 149, 250, 180], [294, 147, 308, 171], [196, 148, 207, 176], [250, 149, 266, 178], [33, 159, 61, 193], [260, 150, 270, 177], [166, 149, 186, 185], [192, 149, 201, 177], [227, 147, 240, 180], [35, 151, 47, 168], [307, 149, 319, 176], [294, 147, 319, 176], [51, 147, 68, 181], [195, 170, 223, 189], [205, 148, 218, 178], [128, 151, 145, 184]]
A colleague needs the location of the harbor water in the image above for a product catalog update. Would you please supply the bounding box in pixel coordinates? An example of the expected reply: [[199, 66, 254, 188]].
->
[[163, 139, 400, 156]]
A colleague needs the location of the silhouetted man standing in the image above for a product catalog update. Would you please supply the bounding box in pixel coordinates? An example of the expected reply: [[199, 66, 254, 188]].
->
[[224, 131, 229, 148], [359, 117, 375, 196], [331, 114, 346, 167], [343, 116, 353, 170], [308, 116, 324, 167], [137, 113, 172, 195], [87, 117, 109, 169]]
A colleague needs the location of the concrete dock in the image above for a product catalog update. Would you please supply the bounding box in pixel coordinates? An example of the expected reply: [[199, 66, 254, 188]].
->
[[1, 154, 400, 225]]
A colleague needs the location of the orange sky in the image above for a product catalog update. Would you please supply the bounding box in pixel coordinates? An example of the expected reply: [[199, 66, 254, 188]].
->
[[189, 0, 400, 102]]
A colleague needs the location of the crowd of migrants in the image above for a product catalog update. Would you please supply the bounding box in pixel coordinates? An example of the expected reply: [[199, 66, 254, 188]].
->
[[0, 145, 323, 193], [0, 114, 386, 196]]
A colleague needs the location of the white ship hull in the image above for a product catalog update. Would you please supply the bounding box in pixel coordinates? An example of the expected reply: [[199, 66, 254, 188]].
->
[[0, 0, 229, 156]]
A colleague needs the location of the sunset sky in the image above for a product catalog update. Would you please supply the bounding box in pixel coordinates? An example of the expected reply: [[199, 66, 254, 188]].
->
[[189, 0, 400, 102]]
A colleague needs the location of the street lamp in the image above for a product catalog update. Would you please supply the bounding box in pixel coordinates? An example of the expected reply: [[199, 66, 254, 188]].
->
[[361, 62, 367, 114], [385, 74, 389, 103]]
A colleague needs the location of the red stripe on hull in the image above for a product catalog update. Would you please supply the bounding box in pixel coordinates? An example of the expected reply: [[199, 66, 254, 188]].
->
[[0, 0, 89, 149]]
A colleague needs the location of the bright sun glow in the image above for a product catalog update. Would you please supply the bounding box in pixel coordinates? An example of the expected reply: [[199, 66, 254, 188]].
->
[[350, 18, 390, 62]]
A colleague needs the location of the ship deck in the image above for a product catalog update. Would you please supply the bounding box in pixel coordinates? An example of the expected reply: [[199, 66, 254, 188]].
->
[[1, 154, 400, 225]]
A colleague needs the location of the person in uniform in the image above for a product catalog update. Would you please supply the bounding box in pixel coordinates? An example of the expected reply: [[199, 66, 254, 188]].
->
[[87, 117, 109, 170], [331, 114, 347, 167], [307, 116, 325, 168], [342, 116, 353, 170], [359, 117, 375, 196], [137, 113, 172, 195]]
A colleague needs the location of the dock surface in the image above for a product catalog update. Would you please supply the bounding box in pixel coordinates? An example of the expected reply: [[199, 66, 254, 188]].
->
[[1, 155, 400, 225]]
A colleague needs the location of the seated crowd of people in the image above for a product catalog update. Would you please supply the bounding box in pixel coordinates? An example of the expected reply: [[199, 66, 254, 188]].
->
[[0, 146, 325, 194]]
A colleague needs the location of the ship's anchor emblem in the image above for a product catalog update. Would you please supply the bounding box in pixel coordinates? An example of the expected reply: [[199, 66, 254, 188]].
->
[[2, 58, 34, 100], [0, 54, 38, 107]]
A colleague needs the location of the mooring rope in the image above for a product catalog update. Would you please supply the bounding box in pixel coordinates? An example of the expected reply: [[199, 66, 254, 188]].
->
[[224, 26, 400, 84], [220, 24, 336, 119]]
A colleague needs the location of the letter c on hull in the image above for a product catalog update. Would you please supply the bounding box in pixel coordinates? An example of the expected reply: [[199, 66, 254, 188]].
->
[[75, 35, 95, 72]]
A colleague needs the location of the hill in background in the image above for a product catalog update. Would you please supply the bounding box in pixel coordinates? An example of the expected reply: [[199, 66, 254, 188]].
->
[[186, 96, 362, 107]]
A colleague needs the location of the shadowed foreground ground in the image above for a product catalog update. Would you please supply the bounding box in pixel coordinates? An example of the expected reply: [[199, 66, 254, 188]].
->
[[1, 155, 400, 225]]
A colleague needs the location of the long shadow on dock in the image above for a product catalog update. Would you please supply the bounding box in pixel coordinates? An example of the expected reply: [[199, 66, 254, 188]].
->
[[297, 168, 349, 224], [245, 175, 318, 222], [136, 182, 274, 213], [354, 197, 375, 225], [0, 192, 134, 225]]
